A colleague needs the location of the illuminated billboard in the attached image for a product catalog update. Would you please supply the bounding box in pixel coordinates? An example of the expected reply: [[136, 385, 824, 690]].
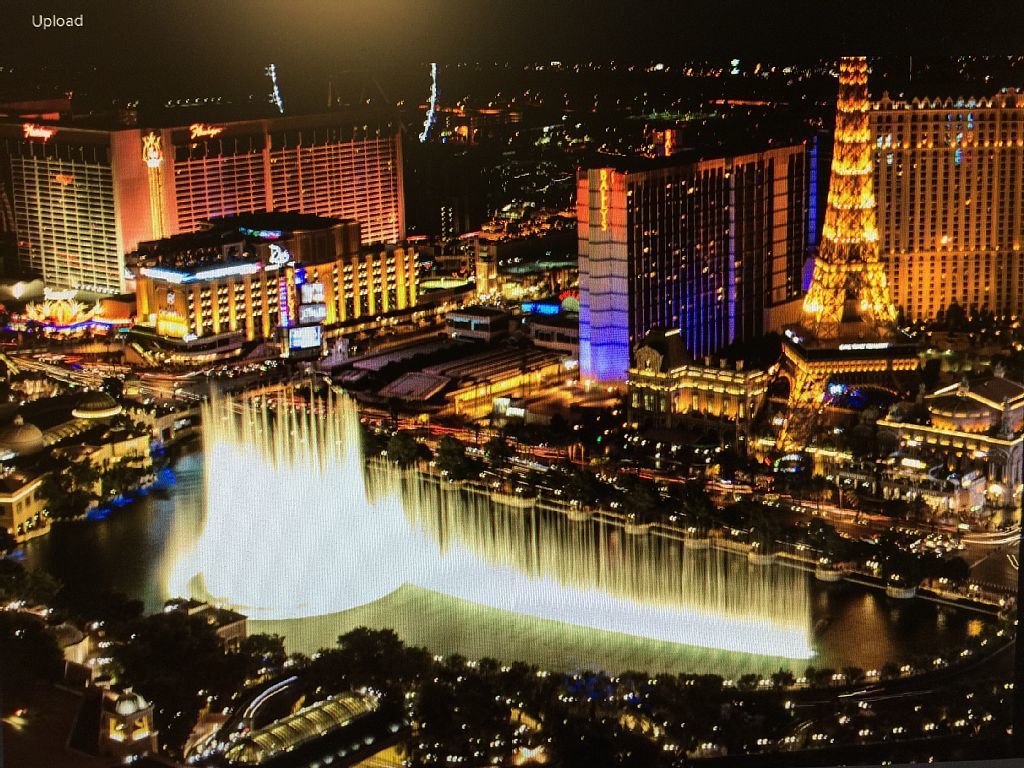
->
[[288, 325, 322, 350], [298, 303, 327, 325], [301, 282, 325, 304]]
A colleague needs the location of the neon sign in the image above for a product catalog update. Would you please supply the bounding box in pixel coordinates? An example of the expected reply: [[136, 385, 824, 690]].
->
[[837, 342, 891, 351], [53, 174, 74, 185], [140, 263, 260, 284], [142, 132, 163, 168], [268, 244, 292, 266], [278, 274, 291, 328], [189, 123, 224, 140], [44, 288, 77, 302], [599, 169, 610, 232], [239, 227, 283, 240], [23, 123, 55, 141]]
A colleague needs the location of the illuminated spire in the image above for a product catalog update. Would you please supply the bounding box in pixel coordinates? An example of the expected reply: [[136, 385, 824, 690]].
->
[[801, 56, 896, 338]]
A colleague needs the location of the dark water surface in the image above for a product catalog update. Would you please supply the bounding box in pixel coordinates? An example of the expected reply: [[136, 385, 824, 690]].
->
[[22, 451, 980, 677]]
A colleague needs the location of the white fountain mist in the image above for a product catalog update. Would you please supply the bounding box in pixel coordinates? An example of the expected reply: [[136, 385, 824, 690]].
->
[[168, 394, 813, 659]]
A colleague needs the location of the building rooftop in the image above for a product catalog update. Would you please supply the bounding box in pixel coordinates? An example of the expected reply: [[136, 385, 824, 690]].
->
[[583, 133, 811, 174], [634, 328, 693, 372], [447, 305, 510, 318], [0, 108, 401, 137], [378, 372, 452, 402], [970, 375, 1024, 404], [423, 347, 561, 383], [208, 211, 355, 235], [131, 212, 357, 276], [223, 692, 378, 766]]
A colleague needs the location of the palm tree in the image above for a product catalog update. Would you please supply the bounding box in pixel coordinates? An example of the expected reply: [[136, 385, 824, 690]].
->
[[41, 458, 100, 520]]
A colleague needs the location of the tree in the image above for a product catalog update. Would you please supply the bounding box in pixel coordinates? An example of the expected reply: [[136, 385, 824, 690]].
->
[[101, 461, 145, 499], [484, 435, 513, 470], [113, 611, 244, 751], [0, 560, 59, 605], [616, 474, 661, 522], [676, 483, 716, 534], [744, 502, 782, 554], [56, 589, 142, 635], [841, 666, 866, 686], [945, 302, 968, 332], [40, 458, 100, 520], [329, 627, 431, 696], [238, 634, 287, 678], [0, 612, 64, 712], [737, 673, 762, 691], [771, 669, 796, 689], [942, 556, 971, 586], [387, 431, 425, 468], [436, 435, 474, 480]]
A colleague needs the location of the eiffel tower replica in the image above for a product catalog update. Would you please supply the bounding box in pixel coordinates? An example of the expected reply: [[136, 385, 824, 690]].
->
[[778, 57, 919, 450]]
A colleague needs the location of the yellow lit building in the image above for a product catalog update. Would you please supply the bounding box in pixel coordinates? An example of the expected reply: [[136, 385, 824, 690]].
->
[[132, 213, 418, 356], [0, 468, 47, 542], [872, 89, 1024, 320], [628, 328, 773, 437], [878, 368, 1024, 506], [100, 688, 157, 761]]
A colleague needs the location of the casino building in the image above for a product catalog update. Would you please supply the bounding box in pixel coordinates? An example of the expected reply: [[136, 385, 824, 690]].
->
[[877, 367, 1024, 509], [0, 114, 404, 293], [130, 212, 418, 361]]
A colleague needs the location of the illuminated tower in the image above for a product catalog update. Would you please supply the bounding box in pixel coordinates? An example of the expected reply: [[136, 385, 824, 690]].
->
[[778, 57, 918, 450], [801, 57, 896, 338]]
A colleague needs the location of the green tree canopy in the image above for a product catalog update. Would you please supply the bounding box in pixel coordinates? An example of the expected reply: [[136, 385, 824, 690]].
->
[[387, 431, 427, 468], [40, 458, 100, 520], [436, 435, 475, 480]]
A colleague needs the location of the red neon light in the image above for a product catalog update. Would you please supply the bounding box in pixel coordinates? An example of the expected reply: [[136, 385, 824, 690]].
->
[[23, 123, 56, 141]]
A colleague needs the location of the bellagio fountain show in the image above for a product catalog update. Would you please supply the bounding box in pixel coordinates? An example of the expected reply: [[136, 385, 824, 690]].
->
[[26, 389, 985, 678]]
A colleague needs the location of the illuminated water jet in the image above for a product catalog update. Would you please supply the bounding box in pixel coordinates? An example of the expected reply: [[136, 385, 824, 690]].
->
[[168, 395, 813, 659]]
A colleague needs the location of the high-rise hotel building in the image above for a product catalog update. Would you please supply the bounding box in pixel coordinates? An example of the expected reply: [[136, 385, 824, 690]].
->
[[0, 114, 404, 293], [871, 89, 1024, 320], [577, 141, 814, 382]]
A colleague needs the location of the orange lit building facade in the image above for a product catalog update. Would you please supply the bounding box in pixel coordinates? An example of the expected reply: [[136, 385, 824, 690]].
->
[[872, 90, 1024, 321], [0, 114, 404, 293]]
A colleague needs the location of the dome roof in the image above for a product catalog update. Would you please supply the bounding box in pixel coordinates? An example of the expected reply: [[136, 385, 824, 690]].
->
[[113, 688, 150, 716], [0, 415, 44, 456], [72, 391, 122, 419], [930, 394, 992, 419]]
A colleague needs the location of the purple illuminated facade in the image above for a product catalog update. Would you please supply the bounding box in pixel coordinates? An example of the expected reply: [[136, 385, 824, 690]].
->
[[577, 143, 812, 382]]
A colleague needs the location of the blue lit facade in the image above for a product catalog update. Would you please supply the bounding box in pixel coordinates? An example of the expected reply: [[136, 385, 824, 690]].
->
[[578, 143, 811, 382]]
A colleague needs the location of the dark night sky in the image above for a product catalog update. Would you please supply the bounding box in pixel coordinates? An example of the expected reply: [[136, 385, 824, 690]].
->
[[2, 0, 1024, 109], [4, 0, 1024, 69]]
